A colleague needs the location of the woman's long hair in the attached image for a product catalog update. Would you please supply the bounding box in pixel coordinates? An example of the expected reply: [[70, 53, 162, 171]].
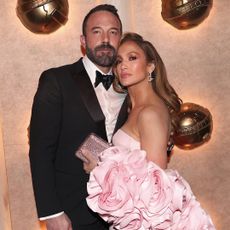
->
[[113, 32, 182, 133]]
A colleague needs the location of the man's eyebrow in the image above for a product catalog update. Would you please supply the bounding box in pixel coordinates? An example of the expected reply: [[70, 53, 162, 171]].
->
[[91, 26, 101, 30], [90, 26, 119, 31], [110, 27, 119, 30]]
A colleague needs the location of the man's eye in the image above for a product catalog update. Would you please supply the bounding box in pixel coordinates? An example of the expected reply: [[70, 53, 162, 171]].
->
[[93, 30, 100, 34], [110, 30, 118, 35], [129, 56, 137, 61]]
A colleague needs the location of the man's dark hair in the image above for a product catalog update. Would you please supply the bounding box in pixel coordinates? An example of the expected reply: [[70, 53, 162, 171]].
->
[[82, 4, 122, 36]]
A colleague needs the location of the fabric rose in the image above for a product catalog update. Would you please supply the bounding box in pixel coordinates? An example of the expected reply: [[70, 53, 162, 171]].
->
[[138, 161, 175, 228], [121, 150, 148, 200], [87, 159, 134, 221], [165, 169, 193, 212], [171, 196, 216, 230], [99, 146, 128, 162], [113, 208, 148, 230]]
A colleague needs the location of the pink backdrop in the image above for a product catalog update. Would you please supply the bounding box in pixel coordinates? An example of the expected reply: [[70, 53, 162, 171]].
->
[[0, 1, 229, 229]]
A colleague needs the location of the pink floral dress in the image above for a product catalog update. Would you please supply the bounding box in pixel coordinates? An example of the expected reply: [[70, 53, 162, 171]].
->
[[86, 129, 216, 230]]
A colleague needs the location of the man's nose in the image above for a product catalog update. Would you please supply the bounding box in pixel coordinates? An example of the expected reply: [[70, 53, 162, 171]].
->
[[102, 32, 109, 43]]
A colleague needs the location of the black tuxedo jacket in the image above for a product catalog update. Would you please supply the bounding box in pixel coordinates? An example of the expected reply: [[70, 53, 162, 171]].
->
[[29, 58, 128, 226]]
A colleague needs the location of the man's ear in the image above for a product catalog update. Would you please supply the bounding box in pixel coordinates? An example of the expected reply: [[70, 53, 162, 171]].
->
[[80, 35, 86, 49]]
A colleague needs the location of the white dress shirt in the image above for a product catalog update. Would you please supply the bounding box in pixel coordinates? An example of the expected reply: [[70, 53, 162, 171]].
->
[[83, 56, 126, 142], [40, 56, 126, 220]]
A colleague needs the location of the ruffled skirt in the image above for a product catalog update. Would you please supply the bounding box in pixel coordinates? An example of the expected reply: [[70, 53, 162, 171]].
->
[[86, 146, 215, 230]]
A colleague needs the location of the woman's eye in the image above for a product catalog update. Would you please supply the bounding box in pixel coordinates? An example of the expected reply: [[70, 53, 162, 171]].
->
[[129, 56, 137, 61]]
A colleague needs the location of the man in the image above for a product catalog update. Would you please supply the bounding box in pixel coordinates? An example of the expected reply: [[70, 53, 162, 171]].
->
[[29, 4, 127, 230]]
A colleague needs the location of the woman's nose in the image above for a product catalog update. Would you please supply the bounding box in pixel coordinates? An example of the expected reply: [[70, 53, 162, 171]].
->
[[121, 62, 127, 70]]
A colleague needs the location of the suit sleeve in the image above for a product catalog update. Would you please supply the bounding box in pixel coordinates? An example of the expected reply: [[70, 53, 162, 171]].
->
[[29, 70, 63, 217]]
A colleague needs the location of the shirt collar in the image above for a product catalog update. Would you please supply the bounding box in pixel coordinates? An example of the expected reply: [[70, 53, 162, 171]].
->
[[82, 56, 113, 85]]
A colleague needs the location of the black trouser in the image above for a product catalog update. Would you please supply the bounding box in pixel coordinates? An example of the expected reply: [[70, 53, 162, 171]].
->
[[72, 220, 110, 230]]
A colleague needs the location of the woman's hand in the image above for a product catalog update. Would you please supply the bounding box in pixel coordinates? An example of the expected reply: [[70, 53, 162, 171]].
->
[[82, 150, 98, 174]]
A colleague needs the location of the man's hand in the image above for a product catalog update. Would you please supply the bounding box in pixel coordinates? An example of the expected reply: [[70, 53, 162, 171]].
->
[[45, 213, 73, 230]]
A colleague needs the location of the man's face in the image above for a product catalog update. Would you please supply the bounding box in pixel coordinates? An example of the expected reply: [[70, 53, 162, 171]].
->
[[81, 11, 122, 68]]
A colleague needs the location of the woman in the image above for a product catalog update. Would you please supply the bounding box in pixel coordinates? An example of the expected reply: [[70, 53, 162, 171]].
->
[[83, 33, 215, 229], [112, 32, 181, 169]]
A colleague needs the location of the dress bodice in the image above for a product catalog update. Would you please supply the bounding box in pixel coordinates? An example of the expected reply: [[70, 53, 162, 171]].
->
[[112, 129, 140, 151]]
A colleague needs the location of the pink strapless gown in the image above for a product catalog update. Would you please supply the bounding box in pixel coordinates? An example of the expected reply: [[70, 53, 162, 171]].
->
[[86, 129, 216, 230]]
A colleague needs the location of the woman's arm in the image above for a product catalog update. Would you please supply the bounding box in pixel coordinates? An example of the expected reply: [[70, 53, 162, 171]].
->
[[137, 106, 170, 169]]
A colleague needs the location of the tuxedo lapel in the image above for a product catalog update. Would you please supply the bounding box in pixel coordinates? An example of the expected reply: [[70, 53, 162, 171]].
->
[[113, 96, 128, 135], [72, 61, 107, 139]]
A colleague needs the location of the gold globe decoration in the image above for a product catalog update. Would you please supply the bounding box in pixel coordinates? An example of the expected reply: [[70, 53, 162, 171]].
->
[[161, 0, 213, 29], [173, 102, 213, 150], [16, 0, 69, 34]]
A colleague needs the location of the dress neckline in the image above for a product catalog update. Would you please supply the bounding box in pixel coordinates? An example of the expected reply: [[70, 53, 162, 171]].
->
[[117, 129, 140, 144]]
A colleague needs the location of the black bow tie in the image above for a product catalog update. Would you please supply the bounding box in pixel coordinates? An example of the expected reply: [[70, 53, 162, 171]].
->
[[94, 70, 115, 90]]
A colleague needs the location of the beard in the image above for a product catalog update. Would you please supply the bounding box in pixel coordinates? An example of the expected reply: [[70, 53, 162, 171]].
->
[[86, 43, 117, 67]]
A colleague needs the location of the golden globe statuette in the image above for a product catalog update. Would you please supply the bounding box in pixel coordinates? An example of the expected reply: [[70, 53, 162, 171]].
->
[[161, 0, 213, 29], [16, 0, 69, 34], [173, 102, 213, 150]]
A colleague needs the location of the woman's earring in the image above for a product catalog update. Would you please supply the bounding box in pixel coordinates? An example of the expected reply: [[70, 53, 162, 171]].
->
[[148, 70, 156, 82], [147, 72, 154, 82]]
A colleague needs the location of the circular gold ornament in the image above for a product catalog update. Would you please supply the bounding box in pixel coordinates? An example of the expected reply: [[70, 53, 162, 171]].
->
[[16, 0, 69, 34], [161, 0, 213, 29], [173, 102, 213, 150]]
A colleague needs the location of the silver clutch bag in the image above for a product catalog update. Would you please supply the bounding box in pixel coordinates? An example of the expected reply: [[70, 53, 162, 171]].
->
[[75, 133, 110, 162]]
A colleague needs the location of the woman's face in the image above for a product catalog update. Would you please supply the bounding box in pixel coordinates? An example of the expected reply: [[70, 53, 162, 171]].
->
[[115, 41, 154, 87]]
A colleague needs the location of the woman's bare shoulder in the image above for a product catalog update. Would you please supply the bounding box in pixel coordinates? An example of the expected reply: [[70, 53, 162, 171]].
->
[[137, 104, 169, 125]]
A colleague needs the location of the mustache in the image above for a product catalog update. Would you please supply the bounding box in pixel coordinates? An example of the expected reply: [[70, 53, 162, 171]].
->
[[95, 43, 116, 52]]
